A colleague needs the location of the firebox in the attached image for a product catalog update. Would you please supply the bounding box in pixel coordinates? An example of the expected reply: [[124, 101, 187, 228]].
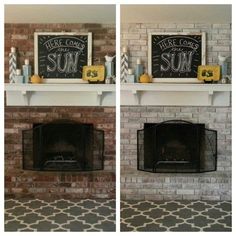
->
[[22, 120, 104, 171], [137, 120, 217, 173]]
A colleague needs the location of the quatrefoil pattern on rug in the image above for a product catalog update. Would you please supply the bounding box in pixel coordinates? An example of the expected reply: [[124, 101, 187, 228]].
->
[[5, 198, 115, 232], [121, 200, 231, 232]]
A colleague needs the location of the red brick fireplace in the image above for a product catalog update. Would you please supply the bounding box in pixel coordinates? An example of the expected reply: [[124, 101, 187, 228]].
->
[[4, 22, 116, 199], [5, 106, 115, 199]]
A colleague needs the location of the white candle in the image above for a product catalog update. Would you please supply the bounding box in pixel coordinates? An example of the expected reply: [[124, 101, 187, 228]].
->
[[128, 68, 133, 75], [11, 47, 16, 53], [25, 59, 29, 65], [16, 69, 21, 75], [137, 58, 141, 64], [122, 46, 128, 53]]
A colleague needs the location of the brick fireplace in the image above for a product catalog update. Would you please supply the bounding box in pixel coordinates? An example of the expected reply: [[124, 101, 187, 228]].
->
[[120, 106, 231, 201], [120, 22, 231, 201], [5, 106, 115, 199], [4, 23, 116, 199]]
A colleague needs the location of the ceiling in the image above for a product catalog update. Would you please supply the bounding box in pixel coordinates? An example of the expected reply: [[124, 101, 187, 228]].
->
[[4, 4, 232, 24], [4, 5, 116, 23], [121, 5, 231, 23]]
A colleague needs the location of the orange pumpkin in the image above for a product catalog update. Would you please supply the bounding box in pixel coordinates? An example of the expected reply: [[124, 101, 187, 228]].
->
[[139, 73, 152, 83], [30, 75, 43, 84]]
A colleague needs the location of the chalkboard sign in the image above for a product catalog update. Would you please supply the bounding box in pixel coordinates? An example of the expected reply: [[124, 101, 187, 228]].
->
[[148, 32, 206, 82], [34, 32, 92, 82]]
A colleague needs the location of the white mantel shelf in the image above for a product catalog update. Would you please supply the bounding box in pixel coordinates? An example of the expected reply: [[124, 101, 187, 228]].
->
[[5, 83, 116, 106], [121, 83, 231, 106]]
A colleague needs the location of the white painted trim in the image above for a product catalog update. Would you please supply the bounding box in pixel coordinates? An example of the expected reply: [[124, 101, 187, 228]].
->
[[201, 32, 206, 65], [87, 32, 92, 66], [120, 83, 231, 106], [5, 83, 115, 92], [4, 83, 115, 107], [148, 32, 206, 83], [121, 83, 231, 92], [148, 33, 152, 78]]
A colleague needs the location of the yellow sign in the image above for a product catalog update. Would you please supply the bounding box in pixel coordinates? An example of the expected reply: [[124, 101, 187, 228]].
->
[[82, 65, 105, 82], [198, 65, 220, 82]]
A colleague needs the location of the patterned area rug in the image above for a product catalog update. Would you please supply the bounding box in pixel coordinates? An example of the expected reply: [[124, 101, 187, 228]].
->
[[121, 200, 231, 232], [5, 198, 115, 232]]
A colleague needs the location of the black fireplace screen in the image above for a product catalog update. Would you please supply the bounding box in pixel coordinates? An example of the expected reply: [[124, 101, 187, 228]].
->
[[23, 120, 104, 171], [137, 120, 217, 173]]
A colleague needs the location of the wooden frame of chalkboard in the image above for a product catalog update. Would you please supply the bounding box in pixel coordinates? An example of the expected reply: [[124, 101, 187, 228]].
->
[[148, 32, 206, 83], [34, 32, 92, 83]]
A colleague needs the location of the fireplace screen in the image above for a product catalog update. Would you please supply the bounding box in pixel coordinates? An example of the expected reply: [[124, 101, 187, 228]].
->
[[137, 120, 217, 173], [23, 120, 104, 171]]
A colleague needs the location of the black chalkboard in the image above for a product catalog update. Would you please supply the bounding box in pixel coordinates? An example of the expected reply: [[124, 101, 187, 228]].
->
[[34, 33, 92, 80], [149, 33, 205, 80]]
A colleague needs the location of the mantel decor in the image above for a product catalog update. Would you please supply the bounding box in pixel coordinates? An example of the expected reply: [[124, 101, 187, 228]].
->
[[34, 32, 92, 83], [198, 65, 220, 82], [148, 32, 206, 83], [82, 65, 105, 83]]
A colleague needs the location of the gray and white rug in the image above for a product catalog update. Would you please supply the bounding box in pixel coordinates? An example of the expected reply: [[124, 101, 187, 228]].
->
[[121, 200, 231, 232], [5, 198, 115, 232]]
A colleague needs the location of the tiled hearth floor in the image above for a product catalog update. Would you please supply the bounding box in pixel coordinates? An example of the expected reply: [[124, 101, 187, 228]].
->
[[121, 200, 231, 232], [5, 198, 115, 232]]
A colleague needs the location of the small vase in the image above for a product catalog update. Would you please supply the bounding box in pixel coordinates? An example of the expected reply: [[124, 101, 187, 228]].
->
[[218, 55, 228, 78]]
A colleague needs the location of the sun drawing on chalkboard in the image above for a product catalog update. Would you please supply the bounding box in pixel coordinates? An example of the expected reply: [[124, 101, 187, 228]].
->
[[152, 34, 203, 78], [37, 33, 91, 78]]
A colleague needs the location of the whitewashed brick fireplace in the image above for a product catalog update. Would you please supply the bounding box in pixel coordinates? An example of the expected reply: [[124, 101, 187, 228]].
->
[[120, 105, 231, 200], [120, 22, 231, 201]]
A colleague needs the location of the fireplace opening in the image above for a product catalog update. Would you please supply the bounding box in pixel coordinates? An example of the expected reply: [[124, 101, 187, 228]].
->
[[137, 120, 217, 173], [23, 120, 104, 171]]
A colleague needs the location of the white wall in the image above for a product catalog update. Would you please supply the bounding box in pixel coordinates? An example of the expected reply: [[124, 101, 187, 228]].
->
[[5, 5, 116, 23], [121, 5, 231, 23]]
